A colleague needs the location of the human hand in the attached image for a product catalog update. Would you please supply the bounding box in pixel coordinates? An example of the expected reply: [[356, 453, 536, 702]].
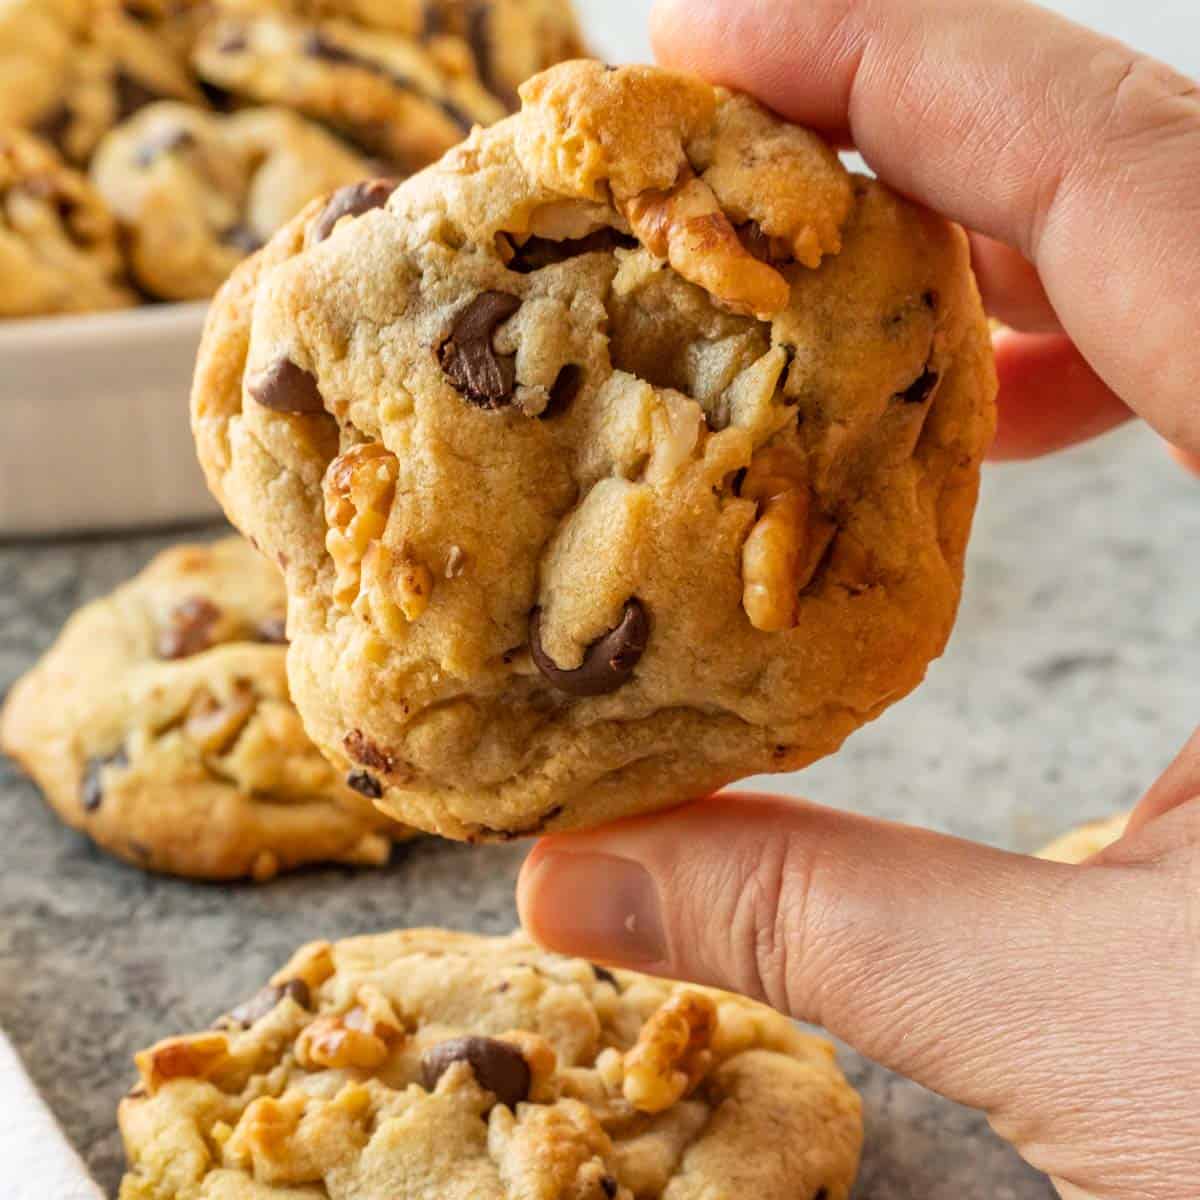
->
[[519, 3, 1200, 1197]]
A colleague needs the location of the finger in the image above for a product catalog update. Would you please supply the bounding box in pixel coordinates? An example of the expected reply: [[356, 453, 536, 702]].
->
[[520, 793, 1128, 1118], [969, 233, 1060, 333], [1127, 727, 1200, 835], [650, 0, 1200, 454], [1169, 444, 1200, 475], [989, 330, 1133, 460]]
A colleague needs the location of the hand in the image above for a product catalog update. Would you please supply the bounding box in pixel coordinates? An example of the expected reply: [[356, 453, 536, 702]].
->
[[519, 2, 1200, 1197]]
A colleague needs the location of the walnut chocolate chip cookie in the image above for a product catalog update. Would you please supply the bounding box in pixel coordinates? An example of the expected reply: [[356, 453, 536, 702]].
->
[[0, 126, 134, 316], [1038, 812, 1130, 864], [192, 62, 997, 841], [118, 928, 862, 1199], [0, 537, 411, 881], [191, 8, 509, 171], [0, 0, 205, 166], [91, 101, 373, 300]]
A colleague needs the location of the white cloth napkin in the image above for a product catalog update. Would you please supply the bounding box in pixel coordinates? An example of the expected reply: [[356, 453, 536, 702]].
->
[[0, 1032, 105, 1200]]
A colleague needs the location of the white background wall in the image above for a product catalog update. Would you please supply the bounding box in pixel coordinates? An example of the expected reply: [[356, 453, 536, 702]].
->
[[577, 0, 1200, 77]]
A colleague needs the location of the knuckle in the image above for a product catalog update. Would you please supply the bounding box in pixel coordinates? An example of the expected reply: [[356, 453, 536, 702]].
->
[[1098, 53, 1200, 149]]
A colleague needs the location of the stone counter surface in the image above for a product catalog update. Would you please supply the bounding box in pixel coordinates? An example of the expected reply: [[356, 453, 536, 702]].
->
[[1, 425, 1196, 1197]]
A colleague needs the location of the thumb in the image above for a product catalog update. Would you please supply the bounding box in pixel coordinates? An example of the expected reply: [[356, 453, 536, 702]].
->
[[517, 793, 1149, 1128]]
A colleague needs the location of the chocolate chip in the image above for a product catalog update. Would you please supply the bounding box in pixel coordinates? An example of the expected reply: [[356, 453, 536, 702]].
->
[[922, 290, 938, 310], [813, 1191, 828, 1200], [255, 617, 287, 645], [158, 596, 222, 659], [421, 1036, 531, 1109], [541, 364, 583, 420], [507, 229, 637, 274], [897, 368, 939, 405], [134, 126, 194, 167], [113, 71, 160, 121], [248, 357, 325, 414], [591, 963, 619, 989], [600, 1177, 618, 1199], [80, 748, 128, 813], [199, 80, 234, 110], [529, 599, 649, 697], [439, 291, 521, 409], [309, 178, 397, 245], [221, 225, 264, 255], [347, 770, 383, 799], [343, 730, 394, 773], [220, 979, 311, 1029]]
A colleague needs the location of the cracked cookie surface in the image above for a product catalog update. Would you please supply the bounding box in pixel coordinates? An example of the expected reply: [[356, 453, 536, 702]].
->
[[0, 537, 411, 880], [92, 101, 372, 300], [118, 928, 862, 1199], [0, 0, 205, 166], [193, 62, 997, 841], [0, 126, 134, 316]]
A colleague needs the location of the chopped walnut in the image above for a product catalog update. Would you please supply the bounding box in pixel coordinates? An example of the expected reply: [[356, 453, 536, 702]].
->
[[622, 170, 790, 320], [324, 442, 433, 631], [135, 1033, 236, 1094], [739, 448, 836, 632], [296, 991, 403, 1071], [622, 991, 717, 1113]]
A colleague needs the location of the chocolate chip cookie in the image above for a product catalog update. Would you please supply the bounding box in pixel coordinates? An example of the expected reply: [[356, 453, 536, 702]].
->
[[191, 9, 509, 171], [1038, 812, 1130, 864], [0, 0, 205, 166], [118, 928, 862, 1198], [0, 126, 134, 316], [192, 62, 997, 841], [0, 537, 411, 881], [91, 101, 372, 300]]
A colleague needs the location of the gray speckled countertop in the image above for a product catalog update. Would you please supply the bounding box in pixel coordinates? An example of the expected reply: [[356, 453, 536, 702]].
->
[[2, 423, 1197, 1198]]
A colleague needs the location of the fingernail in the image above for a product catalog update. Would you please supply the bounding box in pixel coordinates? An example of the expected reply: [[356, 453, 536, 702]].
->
[[521, 851, 667, 966]]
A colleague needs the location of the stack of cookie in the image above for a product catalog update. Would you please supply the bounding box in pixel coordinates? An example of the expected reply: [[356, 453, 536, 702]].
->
[[0, 0, 585, 316]]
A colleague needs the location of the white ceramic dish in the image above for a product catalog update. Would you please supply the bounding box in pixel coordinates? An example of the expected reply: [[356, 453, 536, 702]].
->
[[0, 301, 220, 537]]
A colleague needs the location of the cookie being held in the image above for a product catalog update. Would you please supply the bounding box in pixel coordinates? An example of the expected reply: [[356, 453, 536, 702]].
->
[[118, 928, 862, 1199], [192, 62, 997, 840], [0, 537, 411, 881], [92, 102, 375, 300], [1038, 812, 1130, 864]]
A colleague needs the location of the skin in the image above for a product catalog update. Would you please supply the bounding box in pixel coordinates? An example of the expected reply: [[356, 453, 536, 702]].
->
[[518, 3, 1200, 1198]]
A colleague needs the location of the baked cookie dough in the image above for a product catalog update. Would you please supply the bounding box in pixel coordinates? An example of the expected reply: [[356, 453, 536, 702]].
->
[[118, 928, 862, 1199], [0, 126, 134, 317], [1037, 812, 1130, 864], [92, 101, 372, 300], [0, 0, 205, 165], [0, 538, 411, 881], [192, 62, 997, 840], [191, 8, 508, 171]]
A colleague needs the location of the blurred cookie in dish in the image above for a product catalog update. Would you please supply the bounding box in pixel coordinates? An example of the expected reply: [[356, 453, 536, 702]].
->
[[0, 126, 134, 317], [0, 537, 413, 881], [0, 0, 205, 165], [92, 101, 372, 299]]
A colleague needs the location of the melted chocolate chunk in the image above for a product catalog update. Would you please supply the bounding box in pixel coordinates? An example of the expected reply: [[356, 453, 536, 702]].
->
[[529, 599, 649, 697], [439, 291, 521, 409], [590, 963, 619, 989], [158, 596, 222, 659], [897, 368, 939, 405], [219, 979, 310, 1030], [421, 1036, 531, 1109], [343, 730, 394, 774], [80, 747, 129, 813], [248, 357, 325, 414], [600, 1178, 618, 1199], [541, 364, 584, 419], [508, 229, 637, 274], [309, 178, 397, 245], [347, 770, 383, 799]]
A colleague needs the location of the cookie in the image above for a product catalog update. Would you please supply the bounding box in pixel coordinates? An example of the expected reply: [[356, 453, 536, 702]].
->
[[0, 126, 134, 317], [0, 538, 411, 881], [92, 102, 372, 300], [191, 62, 997, 841], [1037, 812, 1130, 864], [118, 928, 863, 1199], [0, 0, 205, 166], [191, 9, 508, 171]]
